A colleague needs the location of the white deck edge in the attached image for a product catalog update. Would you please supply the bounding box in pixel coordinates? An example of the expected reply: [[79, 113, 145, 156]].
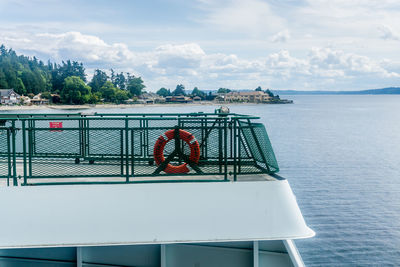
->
[[0, 180, 315, 249]]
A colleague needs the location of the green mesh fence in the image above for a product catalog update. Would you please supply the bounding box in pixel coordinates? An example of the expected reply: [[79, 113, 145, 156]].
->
[[0, 113, 280, 185], [238, 120, 279, 173], [0, 129, 12, 181]]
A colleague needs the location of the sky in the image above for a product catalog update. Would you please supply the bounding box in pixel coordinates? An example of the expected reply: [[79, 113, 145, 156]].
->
[[0, 0, 400, 91]]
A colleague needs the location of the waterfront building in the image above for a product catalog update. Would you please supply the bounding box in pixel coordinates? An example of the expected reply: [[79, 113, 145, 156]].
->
[[224, 91, 272, 103], [0, 89, 20, 105], [31, 93, 50, 105]]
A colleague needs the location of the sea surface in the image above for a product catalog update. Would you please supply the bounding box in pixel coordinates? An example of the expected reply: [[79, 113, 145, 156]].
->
[[2, 95, 400, 266]]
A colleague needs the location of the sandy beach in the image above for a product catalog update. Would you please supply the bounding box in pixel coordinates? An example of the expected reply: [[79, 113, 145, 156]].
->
[[0, 102, 230, 111]]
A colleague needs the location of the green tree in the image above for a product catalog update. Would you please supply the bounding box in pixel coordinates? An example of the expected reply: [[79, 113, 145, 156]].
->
[[114, 72, 127, 90], [0, 69, 8, 88], [88, 92, 102, 104], [264, 89, 274, 97], [156, 87, 171, 97], [255, 86, 262, 91], [127, 76, 145, 96], [51, 60, 86, 92], [52, 94, 61, 104], [41, 91, 51, 99], [61, 76, 91, 104], [99, 81, 117, 102], [217, 88, 231, 94], [115, 90, 129, 104], [89, 69, 108, 92], [173, 84, 186, 96], [191, 87, 206, 99]]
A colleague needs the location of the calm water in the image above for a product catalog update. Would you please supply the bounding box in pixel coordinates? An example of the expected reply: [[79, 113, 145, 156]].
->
[[2, 95, 400, 266]]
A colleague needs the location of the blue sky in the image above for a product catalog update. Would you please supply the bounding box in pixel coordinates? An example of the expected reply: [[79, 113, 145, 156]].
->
[[1, 0, 400, 91]]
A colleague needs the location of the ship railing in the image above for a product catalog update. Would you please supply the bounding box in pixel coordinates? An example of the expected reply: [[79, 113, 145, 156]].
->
[[0, 113, 279, 186]]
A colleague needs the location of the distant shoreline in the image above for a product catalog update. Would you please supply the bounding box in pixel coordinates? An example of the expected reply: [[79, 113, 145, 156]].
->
[[273, 87, 400, 95]]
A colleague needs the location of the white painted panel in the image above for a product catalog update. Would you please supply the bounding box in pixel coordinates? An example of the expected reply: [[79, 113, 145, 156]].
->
[[0, 180, 314, 248]]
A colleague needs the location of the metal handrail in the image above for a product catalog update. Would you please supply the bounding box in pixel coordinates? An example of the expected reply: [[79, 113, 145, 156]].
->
[[0, 113, 277, 186]]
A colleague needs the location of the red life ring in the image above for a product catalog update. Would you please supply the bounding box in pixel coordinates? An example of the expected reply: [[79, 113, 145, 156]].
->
[[153, 129, 200, 173]]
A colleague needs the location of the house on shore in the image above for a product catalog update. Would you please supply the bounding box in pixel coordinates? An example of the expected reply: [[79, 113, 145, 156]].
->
[[0, 89, 20, 105], [193, 96, 202, 102], [31, 93, 49, 105], [224, 91, 272, 103], [165, 95, 193, 103], [139, 93, 166, 104]]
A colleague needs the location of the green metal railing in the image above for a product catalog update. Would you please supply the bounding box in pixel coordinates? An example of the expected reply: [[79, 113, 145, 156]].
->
[[0, 126, 16, 186], [0, 112, 279, 185]]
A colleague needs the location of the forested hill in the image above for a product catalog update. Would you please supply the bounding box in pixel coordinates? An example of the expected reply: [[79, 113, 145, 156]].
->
[[0, 45, 145, 104], [0, 45, 86, 95], [272, 87, 400, 95]]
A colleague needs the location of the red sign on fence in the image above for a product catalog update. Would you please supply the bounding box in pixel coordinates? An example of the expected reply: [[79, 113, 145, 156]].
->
[[49, 122, 63, 132]]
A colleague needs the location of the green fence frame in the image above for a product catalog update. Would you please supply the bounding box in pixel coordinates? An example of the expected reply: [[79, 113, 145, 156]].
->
[[0, 113, 279, 185], [0, 126, 17, 186]]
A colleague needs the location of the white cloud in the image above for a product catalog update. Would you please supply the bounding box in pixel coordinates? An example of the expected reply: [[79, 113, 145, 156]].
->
[[1, 30, 399, 91], [271, 30, 290, 43], [378, 25, 400, 40], [154, 43, 205, 69], [35, 32, 135, 66], [308, 47, 399, 78], [197, 0, 286, 36]]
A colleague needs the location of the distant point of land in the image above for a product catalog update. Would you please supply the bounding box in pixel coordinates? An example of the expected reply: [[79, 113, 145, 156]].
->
[[272, 87, 400, 95]]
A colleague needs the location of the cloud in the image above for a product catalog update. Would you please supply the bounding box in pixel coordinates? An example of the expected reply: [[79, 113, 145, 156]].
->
[[271, 30, 291, 43], [1, 30, 399, 90], [378, 25, 400, 40], [154, 43, 205, 69], [35, 32, 136, 67], [197, 0, 286, 35], [308, 47, 399, 78]]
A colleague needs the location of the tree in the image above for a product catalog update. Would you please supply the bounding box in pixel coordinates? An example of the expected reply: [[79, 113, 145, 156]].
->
[[127, 76, 145, 96], [0, 69, 8, 88], [191, 87, 206, 99], [61, 76, 91, 104], [206, 91, 216, 101], [51, 60, 86, 92], [255, 86, 262, 91], [114, 72, 127, 90], [217, 88, 231, 94], [264, 89, 274, 97], [156, 87, 171, 97], [88, 92, 102, 104], [172, 84, 186, 96], [99, 81, 117, 102], [115, 90, 129, 104], [52, 94, 61, 104], [89, 69, 108, 92], [41, 91, 51, 99]]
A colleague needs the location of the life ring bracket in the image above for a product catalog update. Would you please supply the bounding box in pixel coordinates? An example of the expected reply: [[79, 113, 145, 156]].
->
[[153, 127, 202, 174]]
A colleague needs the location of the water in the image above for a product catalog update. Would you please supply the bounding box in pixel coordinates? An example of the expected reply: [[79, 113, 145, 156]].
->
[[2, 95, 400, 266]]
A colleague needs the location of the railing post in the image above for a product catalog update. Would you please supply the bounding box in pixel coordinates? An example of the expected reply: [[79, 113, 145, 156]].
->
[[125, 119, 129, 183], [6, 128, 11, 186], [224, 118, 228, 181], [131, 129, 135, 177], [11, 121, 17, 186], [120, 129, 124, 177], [28, 120, 33, 179], [218, 118, 222, 174], [22, 120, 27, 185], [233, 119, 237, 181]]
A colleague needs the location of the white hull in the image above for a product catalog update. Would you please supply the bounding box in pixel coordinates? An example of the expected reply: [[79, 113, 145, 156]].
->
[[0, 179, 314, 266]]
